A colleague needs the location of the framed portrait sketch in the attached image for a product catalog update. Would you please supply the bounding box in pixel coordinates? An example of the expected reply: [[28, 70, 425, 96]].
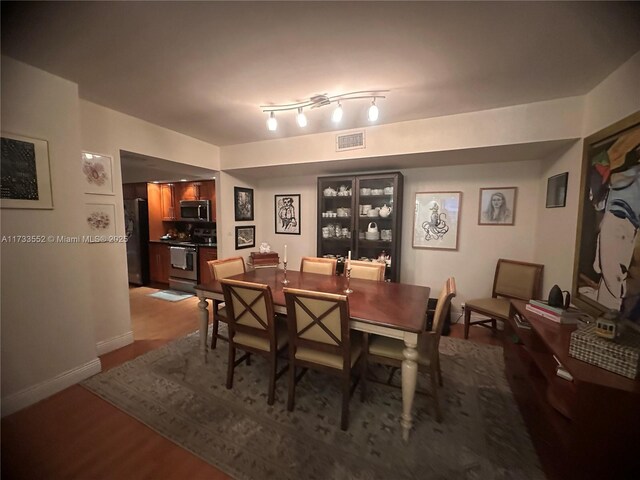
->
[[412, 191, 461, 250], [85, 202, 116, 242], [573, 111, 640, 328], [82, 152, 114, 195], [275, 194, 300, 235], [478, 187, 517, 225], [235, 225, 255, 249], [546, 172, 568, 208], [234, 186, 254, 221], [1, 132, 53, 209]]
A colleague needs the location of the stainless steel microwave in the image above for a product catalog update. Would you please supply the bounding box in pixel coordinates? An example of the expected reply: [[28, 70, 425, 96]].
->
[[179, 200, 211, 222]]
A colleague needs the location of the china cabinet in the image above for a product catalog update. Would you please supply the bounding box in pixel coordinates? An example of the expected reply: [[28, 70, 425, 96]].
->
[[317, 172, 403, 282]]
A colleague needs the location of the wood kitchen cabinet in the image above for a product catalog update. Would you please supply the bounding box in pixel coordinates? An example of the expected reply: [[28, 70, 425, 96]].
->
[[198, 246, 218, 284], [174, 180, 217, 221], [317, 172, 403, 282], [161, 183, 176, 220], [149, 243, 170, 284]]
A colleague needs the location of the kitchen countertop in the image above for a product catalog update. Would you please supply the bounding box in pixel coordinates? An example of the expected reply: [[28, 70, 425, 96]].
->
[[149, 239, 217, 248]]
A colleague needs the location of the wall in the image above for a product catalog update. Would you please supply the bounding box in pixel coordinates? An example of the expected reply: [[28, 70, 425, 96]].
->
[[79, 101, 222, 351], [221, 96, 583, 170], [1, 57, 100, 415], [534, 51, 640, 298]]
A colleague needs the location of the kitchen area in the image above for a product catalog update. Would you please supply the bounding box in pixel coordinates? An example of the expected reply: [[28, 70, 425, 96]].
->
[[121, 151, 219, 293]]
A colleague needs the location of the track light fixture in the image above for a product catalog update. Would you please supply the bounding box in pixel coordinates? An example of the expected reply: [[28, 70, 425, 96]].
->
[[261, 90, 388, 131]]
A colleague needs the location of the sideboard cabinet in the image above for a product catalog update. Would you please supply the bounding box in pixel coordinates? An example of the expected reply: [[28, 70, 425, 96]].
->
[[317, 172, 403, 282]]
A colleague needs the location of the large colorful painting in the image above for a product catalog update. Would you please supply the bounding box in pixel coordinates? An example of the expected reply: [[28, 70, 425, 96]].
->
[[574, 112, 640, 326]]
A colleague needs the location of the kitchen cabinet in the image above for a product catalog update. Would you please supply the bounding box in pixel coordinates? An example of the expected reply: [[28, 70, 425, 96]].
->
[[198, 246, 218, 284], [317, 172, 403, 282], [149, 243, 170, 284], [122, 182, 148, 200], [161, 183, 176, 220], [174, 180, 216, 221]]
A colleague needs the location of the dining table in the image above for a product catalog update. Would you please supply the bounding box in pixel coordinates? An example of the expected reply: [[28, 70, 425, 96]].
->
[[195, 268, 431, 441]]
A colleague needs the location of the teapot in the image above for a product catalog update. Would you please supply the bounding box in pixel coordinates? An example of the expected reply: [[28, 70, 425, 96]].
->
[[379, 204, 392, 218], [367, 222, 379, 233], [323, 186, 337, 197]]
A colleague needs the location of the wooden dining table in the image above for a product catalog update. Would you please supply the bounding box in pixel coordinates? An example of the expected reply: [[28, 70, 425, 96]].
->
[[195, 268, 431, 441]]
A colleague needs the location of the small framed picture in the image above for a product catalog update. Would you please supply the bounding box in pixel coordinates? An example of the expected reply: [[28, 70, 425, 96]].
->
[[1, 132, 53, 209], [235, 225, 255, 249], [85, 202, 117, 242], [478, 187, 517, 225], [546, 172, 568, 208], [234, 186, 254, 221], [82, 152, 114, 195], [413, 191, 462, 250], [275, 194, 300, 235]]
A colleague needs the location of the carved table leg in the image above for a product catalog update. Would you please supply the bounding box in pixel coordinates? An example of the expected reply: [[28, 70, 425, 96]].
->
[[198, 296, 209, 361], [401, 332, 419, 442]]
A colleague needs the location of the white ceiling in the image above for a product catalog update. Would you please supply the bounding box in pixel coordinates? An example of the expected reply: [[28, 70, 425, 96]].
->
[[2, 2, 639, 148]]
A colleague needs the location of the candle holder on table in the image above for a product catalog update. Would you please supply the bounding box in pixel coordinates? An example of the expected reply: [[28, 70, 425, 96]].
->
[[281, 260, 290, 284], [344, 266, 353, 294]]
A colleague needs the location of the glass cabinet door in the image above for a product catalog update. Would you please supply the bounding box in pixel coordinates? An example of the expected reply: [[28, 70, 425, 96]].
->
[[317, 176, 356, 273], [355, 172, 403, 282]]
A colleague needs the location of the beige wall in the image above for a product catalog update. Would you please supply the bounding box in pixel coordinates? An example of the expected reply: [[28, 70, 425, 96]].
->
[[79, 101, 221, 350], [1, 57, 100, 415]]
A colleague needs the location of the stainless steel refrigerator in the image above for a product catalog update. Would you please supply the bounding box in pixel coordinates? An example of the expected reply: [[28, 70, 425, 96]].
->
[[124, 198, 150, 285]]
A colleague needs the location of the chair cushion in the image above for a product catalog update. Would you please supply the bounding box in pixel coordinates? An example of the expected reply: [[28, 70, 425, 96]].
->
[[295, 336, 362, 370], [368, 335, 434, 367], [233, 322, 288, 351], [465, 297, 510, 319]]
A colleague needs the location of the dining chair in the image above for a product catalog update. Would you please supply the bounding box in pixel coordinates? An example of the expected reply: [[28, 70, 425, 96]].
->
[[207, 256, 246, 349], [300, 256, 337, 276], [347, 260, 385, 282], [283, 287, 363, 430], [463, 259, 543, 339], [362, 277, 456, 422], [220, 278, 288, 405]]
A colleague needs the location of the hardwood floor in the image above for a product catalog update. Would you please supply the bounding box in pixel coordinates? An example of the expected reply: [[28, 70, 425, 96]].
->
[[2, 288, 539, 479]]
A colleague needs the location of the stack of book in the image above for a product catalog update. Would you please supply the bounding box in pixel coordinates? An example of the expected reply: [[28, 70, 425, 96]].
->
[[525, 299, 583, 324]]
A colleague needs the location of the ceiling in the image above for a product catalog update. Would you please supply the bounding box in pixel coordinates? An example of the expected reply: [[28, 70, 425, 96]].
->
[[2, 2, 639, 148]]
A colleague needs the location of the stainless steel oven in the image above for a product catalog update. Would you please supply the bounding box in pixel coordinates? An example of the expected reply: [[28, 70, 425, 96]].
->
[[169, 245, 198, 292]]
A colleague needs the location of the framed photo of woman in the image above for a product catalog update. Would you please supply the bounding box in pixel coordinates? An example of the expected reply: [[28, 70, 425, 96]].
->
[[478, 187, 517, 225]]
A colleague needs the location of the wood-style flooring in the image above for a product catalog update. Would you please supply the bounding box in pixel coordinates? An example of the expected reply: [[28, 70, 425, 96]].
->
[[1, 286, 521, 480]]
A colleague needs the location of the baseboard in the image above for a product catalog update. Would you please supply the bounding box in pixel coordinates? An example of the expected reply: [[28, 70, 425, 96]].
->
[[96, 330, 134, 356], [1, 357, 102, 417]]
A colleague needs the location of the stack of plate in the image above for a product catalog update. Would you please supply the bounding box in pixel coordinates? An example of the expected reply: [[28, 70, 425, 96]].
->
[[365, 231, 380, 240]]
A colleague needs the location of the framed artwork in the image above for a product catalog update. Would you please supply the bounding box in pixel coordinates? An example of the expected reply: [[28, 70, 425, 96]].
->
[[546, 172, 568, 208], [85, 202, 116, 242], [573, 111, 640, 327], [275, 194, 300, 235], [412, 191, 461, 250], [234, 186, 254, 221], [0, 132, 53, 209], [235, 225, 255, 249], [82, 152, 114, 195], [478, 187, 517, 225]]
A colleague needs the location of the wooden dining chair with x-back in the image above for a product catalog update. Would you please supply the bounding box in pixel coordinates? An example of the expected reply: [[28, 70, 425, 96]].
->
[[283, 287, 364, 430], [362, 277, 456, 422], [220, 278, 288, 405], [207, 256, 246, 349]]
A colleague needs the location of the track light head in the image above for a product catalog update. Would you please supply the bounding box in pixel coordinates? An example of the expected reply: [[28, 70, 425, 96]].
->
[[331, 102, 343, 123], [266, 111, 278, 131], [368, 99, 379, 122], [296, 107, 307, 128]]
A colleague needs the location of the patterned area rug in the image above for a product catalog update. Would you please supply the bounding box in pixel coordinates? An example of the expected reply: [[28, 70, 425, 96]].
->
[[82, 332, 543, 480]]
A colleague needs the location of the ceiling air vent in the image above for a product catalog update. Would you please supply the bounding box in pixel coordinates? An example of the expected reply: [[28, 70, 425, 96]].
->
[[336, 131, 365, 152]]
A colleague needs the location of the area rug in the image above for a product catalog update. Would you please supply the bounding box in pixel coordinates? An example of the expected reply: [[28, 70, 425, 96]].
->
[[82, 331, 544, 480], [147, 290, 195, 302]]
